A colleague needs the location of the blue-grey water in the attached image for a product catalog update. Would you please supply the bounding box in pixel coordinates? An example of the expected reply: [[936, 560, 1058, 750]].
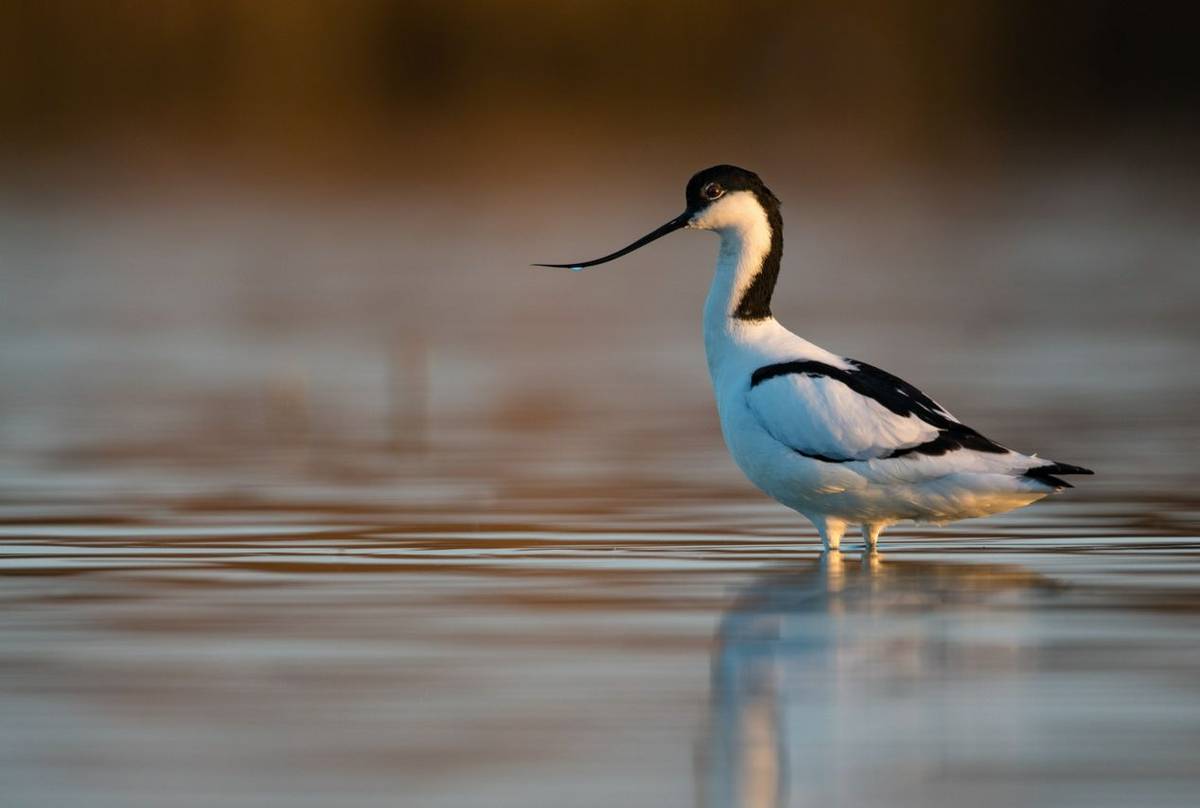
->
[[1, 164, 1198, 806]]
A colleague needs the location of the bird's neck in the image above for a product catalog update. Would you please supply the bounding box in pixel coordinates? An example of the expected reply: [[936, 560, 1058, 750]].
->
[[703, 205, 783, 370]]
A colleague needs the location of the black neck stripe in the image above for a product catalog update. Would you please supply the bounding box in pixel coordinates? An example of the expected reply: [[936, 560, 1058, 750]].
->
[[732, 198, 783, 321]]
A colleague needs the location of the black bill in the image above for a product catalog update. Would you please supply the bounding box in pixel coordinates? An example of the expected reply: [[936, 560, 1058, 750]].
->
[[533, 211, 691, 269]]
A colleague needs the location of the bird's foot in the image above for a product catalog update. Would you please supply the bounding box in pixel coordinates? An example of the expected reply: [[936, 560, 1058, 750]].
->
[[860, 522, 884, 554], [816, 518, 846, 553]]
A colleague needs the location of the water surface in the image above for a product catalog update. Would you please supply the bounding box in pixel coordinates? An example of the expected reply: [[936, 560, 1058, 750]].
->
[[2, 169, 1198, 806]]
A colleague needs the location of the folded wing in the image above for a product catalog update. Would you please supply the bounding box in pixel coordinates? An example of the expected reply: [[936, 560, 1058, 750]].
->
[[746, 359, 1009, 463]]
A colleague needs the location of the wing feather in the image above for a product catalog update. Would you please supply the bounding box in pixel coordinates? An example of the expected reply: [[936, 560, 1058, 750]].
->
[[745, 359, 1008, 463]]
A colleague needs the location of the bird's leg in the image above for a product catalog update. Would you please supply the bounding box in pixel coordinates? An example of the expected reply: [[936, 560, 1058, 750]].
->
[[815, 517, 845, 552], [861, 523, 883, 553]]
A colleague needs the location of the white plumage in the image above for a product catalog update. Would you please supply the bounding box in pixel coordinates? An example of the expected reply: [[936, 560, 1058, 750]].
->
[[539, 165, 1092, 550], [707, 320, 1072, 550], [747, 362, 941, 461]]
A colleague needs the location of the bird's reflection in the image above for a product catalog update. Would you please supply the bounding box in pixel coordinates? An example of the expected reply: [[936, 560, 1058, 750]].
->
[[699, 552, 1052, 808]]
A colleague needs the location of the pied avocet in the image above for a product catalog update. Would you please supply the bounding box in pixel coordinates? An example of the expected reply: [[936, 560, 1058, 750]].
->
[[537, 165, 1092, 551]]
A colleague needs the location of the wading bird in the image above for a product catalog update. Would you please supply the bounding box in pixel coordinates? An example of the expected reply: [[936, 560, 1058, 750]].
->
[[536, 165, 1092, 551]]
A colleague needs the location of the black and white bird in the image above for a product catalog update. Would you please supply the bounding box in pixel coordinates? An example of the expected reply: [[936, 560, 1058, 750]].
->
[[537, 165, 1092, 551]]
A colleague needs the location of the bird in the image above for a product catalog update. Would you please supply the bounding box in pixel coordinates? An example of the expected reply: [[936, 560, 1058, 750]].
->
[[536, 165, 1092, 552]]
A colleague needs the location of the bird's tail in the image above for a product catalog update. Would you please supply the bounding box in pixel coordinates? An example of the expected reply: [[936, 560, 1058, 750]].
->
[[1022, 461, 1094, 489]]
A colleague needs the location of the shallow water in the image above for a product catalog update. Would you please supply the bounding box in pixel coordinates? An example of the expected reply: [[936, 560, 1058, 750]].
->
[[2, 169, 1199, 806], [3, 428, 1198, 808]]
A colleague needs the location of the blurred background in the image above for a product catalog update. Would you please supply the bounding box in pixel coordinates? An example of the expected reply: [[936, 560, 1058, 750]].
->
[[1, 0, 1196, 466], [1, 3, 1199, 807], [3, 0, 1199, 450]]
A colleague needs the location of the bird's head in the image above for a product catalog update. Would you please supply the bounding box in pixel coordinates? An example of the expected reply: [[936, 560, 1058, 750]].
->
[[535, 164, 779, 270], [684, 165, 780, 232]]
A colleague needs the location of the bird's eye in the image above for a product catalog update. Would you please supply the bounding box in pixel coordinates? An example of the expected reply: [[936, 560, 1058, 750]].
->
[[701, 182, 724, 201]]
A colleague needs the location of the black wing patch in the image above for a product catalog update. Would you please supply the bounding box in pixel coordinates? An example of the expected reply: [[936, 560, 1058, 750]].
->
[[1022, 462, 1095, 489], [749, 359, 1009, 462]]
